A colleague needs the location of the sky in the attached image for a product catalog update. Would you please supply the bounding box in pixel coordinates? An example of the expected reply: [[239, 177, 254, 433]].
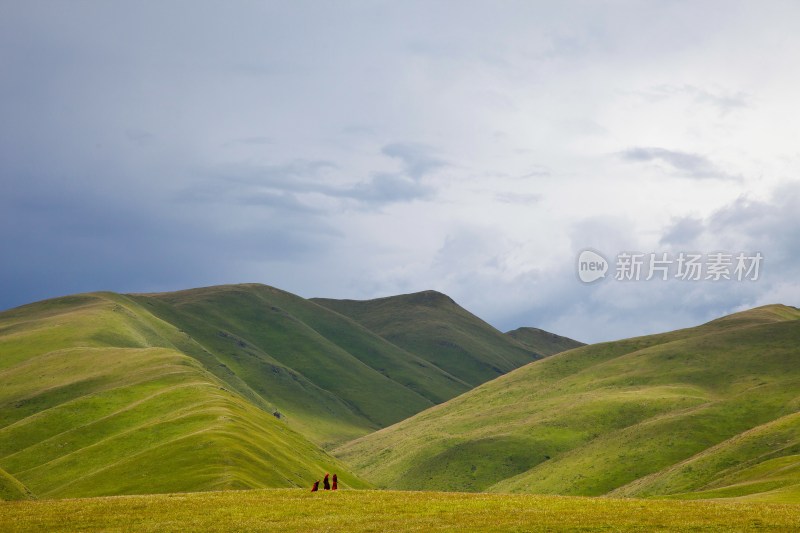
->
[[2, 1, 799, 343]]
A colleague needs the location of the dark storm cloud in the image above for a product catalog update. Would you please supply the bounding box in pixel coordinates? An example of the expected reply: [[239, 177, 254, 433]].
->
[[620, 147, 741, 181], [0, 156, 341, 311]]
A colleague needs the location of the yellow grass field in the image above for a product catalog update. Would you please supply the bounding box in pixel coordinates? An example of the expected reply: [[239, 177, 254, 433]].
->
[[2, 489, 799, 532]]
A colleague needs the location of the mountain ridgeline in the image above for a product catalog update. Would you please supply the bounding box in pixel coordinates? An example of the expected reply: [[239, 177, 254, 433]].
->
[[0, 284, 561, 499], [312, 290, 558, 388]]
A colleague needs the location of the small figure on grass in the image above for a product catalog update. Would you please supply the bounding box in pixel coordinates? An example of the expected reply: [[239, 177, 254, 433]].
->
[[323, 473, 331, 490], [311, 480, 319, 492], [332, 474, 338, 490]]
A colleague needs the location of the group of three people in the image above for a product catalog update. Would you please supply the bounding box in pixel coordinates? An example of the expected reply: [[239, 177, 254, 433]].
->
[[310, 473, 337, 492]]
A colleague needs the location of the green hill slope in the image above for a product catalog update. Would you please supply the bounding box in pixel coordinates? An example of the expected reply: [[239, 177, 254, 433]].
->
[[130, 284, 468, 446], [313, 291, 542, 387], [335, 305, 800, 502], [0, 466, 32, 500], [505, 327, 585, 356], [2, 283, 555, 498], [0, 292, 367, 498], [610, 411, 800, 503]]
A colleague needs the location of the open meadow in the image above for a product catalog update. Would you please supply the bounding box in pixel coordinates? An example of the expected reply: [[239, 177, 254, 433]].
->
[[2, 489, 800, 532]]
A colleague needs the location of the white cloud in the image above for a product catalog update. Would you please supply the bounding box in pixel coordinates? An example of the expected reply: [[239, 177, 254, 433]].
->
[[620, 147, 741, 181]]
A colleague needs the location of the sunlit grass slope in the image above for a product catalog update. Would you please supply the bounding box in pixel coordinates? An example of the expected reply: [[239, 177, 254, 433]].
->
[[0, 466, 31, 501], [130, 284, 470, 446], [0, 293, 367, 498], [313, 290, 550, 387], [613, 411, 800, 503], [3, 488, 800, 532], [336, 305, 800, 502]]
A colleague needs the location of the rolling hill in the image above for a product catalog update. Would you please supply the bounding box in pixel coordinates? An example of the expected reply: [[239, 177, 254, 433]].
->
[[0, 283, 566, 498], [313, 290, 549, 387], [0, 292, 368, 498], [335, 304, 800, 502], [0, 466, 31, 501], [129, 285, 464, 446]]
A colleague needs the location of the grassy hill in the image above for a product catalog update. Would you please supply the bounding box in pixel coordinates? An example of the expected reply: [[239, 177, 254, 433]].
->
[[335, 304, 800, 502], [0, 466, 32, 501], [3, 488, 800, 532], [506, 326, 585, 356], [129, 285, 472, 446], [313, 290, 547, 387], [0, 292, 367, 498], [1, 283, 561, 498]]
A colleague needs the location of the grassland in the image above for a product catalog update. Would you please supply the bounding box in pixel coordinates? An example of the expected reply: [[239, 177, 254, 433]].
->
[[3, 488, 800, 532], [5, 283, 796, 507], [336, 305, 800, 502]]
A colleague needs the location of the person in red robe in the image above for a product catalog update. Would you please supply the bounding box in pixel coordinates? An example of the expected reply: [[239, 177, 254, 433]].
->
[[332, 474, 338, 490], [323, 473, 331, 490], [311, 480, 319, 492]]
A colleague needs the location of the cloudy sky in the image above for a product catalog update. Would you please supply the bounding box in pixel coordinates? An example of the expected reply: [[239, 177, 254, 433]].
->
[[2, 1, 799, 342]]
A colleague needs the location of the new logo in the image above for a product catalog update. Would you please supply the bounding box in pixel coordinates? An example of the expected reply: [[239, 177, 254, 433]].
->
[[577, 249, 609, 283]]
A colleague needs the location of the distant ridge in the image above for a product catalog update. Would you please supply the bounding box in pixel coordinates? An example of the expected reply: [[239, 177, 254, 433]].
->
[[313, 290, 564, 387], [506, 326, 585, 356]]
